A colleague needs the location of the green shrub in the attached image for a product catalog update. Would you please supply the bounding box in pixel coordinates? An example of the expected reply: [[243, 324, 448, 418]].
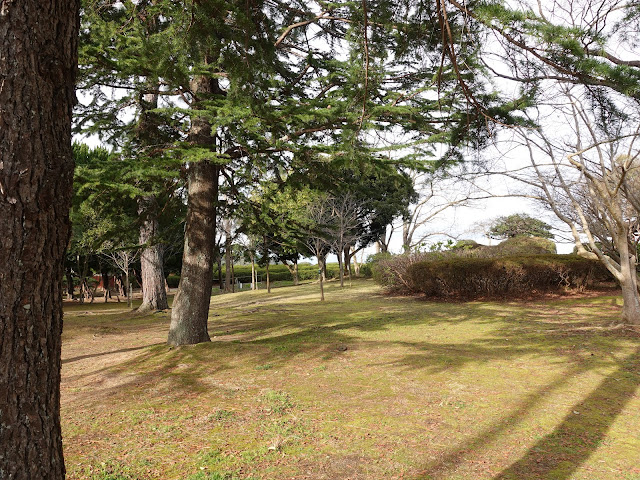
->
[[409, 255, 609, 298], [496, 236, 557, 255], [209, 262, 340, 285], [358, 262, 373, 277], [166, 274, 180, 288], [451, 239, 480, 251]]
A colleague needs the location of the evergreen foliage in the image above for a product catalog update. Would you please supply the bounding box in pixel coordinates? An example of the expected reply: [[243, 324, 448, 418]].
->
[[487, 213, 554, 239]]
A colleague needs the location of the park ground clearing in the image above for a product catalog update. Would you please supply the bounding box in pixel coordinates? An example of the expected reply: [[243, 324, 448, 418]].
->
[[61, 279, 640, 480]]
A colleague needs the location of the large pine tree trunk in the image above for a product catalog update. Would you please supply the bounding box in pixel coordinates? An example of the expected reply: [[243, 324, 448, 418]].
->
[[138, 196, 169, 312], [168, 75, 220, 346], [0, 2, 78, 478], [168, 160, 218, 344]]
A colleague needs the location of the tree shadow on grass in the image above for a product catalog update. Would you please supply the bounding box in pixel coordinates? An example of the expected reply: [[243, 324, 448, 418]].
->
[[62, 343, 165, 365], [63, 289, 638, 431], [493, 347, 640, 480], [410, 347, 640, 480]]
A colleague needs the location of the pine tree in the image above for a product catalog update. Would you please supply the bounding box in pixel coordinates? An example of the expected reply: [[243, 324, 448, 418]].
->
[[77, 0, 526, 344], [78, 1, 183, 312], [0, 2, 78, 477]]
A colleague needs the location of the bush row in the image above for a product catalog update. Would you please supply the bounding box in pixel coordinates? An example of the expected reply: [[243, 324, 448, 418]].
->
[[167, 263, 343, 287], [231, 263, 340, 282], [373, 253, 612, 298]]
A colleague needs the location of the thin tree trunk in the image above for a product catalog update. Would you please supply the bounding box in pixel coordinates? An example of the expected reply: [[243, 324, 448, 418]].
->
[[138, 196, 169, 312], [168, 75, 220, 345], [402, 221, 411, 253], [217, 250, 223, 290], [251, 255, 256, 290], [89, 281, 97, 303], [284, 261, 299, 285], [0, 1, 78, 477], [114, 277, 122, 302], [126, 270, 132, 308], [338, 254, 344, 287], [224, 232, 232, 293], [352, 247, 361, 276], [66, 270, 74, 300], [266, 259, 271, 293], [78, 255, 88, 304], [231, 255, 236, 293], [318, 256, 325, 301], [102, 271, 110, 303], [343, 245, 351, 279], [80, 279, 88, 303]]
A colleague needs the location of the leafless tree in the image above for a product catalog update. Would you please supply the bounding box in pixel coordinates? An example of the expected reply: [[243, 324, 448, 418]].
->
[[103, 245, 141, 308], [398, 170, 493, 252], [501, 85, 640, 324], [220, 216, 238, 293], [328, 194, 362, 287], [237, 233, 261, 290], [303, 196, 335, 301]]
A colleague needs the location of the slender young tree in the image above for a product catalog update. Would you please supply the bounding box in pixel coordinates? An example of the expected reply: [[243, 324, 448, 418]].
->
[[0, 2, 78, 478]]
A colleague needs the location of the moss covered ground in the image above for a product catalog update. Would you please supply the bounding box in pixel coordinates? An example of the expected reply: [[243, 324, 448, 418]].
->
[[61, 280, 640, 479]]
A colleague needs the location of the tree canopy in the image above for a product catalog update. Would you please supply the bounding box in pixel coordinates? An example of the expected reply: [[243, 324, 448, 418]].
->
[[487, 213, 554, 240]]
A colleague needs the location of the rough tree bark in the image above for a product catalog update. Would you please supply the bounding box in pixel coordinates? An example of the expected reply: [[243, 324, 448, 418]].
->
[[0, 2, 78, 478], [168, 75, 219, 346], [613, 226, 640, 325], [138, 196, 169, 312], [136, 85, 169, 312]]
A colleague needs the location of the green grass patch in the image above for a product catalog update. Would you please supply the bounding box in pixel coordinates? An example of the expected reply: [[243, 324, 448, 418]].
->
[[61, 280, 640, 480]]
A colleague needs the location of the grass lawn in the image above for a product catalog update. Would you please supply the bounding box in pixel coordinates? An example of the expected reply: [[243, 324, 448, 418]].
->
[[61, 279, 640, 480]]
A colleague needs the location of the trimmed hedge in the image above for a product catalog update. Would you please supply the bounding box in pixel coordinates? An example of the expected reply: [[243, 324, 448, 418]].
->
[[374, 254, 611, 298], [231, 263, 340, 282], [166, 274, 180, 288], [167, 263, 343, 287]]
